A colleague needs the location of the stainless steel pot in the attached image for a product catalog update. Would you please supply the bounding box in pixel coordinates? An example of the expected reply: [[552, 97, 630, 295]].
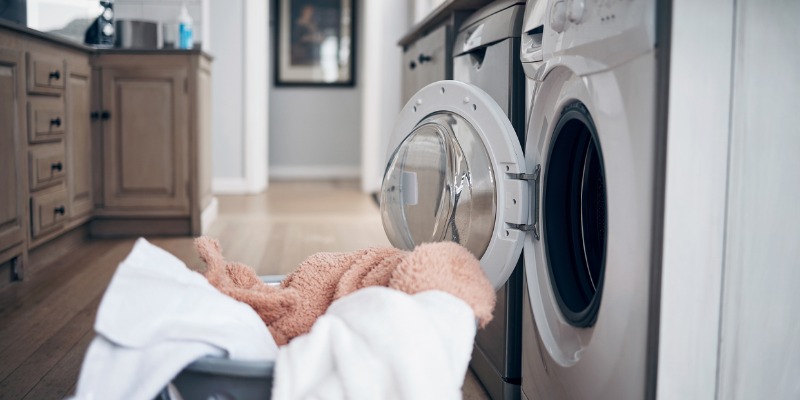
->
[[114, 19, 159, 49]]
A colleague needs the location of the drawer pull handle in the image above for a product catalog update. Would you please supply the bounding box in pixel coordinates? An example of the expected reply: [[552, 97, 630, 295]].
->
[[49, 70, 61, 80], [418, 53, 432, 64], [51, 162, 63, 172], [409, 61, 416, 70], [101, 111, 111, 120], [50, 117, 61, 127], [54, 206, 66, 215]]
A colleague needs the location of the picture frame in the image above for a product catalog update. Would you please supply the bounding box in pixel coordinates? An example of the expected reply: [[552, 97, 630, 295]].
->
[[274, 0, 356, 87]]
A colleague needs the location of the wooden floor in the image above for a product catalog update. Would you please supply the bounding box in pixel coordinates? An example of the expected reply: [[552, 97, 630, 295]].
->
[[0, 180, 490, 399]]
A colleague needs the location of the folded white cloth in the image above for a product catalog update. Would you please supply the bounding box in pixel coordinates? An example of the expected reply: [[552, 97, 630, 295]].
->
[[73, 238, 278, 400], [272, 286, 476, 400]]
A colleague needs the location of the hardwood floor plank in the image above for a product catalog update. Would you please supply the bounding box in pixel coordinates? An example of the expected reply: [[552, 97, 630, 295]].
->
[[21, 328, 95, 400], [0, 241, 133, 382], [0, 241, 111, 319], [0, 295, 100, 399]]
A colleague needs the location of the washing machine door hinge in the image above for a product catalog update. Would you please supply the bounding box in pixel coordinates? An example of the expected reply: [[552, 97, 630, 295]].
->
[[506, 164, 541, 240]]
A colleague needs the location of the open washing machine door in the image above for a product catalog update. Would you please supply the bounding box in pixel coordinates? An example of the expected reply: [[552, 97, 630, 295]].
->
[[380, 80, 533, 290]]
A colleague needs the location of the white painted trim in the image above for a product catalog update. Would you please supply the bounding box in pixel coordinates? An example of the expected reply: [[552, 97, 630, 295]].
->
[[360, 0, 383, 193], [242, 0, 269, 193], [213, 177, 250, 194], [360, 1, 408, 193], [201, 0, 211, 50], [200, 197, 219, 234], [269, 166, 361, 180]]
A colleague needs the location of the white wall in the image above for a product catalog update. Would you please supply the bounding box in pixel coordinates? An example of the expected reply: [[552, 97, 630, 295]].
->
[[209, 0, 268, 194], [268, 0, 364, 180], [717, 0, 800, 397], [659, 0, 800, 398], [209, 0, 243, 179], [657, 0, 734, 397], [360, 1, 409, 192], [268, 88, 362, 179]]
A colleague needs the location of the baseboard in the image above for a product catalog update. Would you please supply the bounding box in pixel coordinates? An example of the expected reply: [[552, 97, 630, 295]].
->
[[212, 177, 249, 194], [269, 166, 361, 180], [201, 197, 218, 234], [212, 176, 268, 195], [89, 218, 192, 237]]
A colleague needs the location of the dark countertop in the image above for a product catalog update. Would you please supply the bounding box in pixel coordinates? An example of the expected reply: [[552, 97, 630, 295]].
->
[[0, 18, 94, 52], [97, 48, 213, 60], [0, 18, 212, 59], [398, 0, 496, 46]]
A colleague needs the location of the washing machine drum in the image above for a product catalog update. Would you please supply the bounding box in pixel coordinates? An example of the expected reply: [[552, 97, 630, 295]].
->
[[379, 80, 530, 291]]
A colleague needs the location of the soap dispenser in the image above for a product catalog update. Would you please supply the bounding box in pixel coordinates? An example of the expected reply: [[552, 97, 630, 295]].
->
[[178, 3, 193, 49]]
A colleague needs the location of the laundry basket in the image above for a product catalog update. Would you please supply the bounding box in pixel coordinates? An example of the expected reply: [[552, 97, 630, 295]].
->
[[161, 275, 285, 400], [168, 357, 275, 399]]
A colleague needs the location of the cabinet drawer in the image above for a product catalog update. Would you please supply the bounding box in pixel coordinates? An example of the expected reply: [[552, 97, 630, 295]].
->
[[27, 52, 65, 95], [27, 98, 65, 142], [30, 189, 68, 239], [29, 143, 66, 191]]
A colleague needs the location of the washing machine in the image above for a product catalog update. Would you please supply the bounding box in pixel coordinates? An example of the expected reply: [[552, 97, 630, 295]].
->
[[451, 2, 526, 399], [518, 0, 665, 398], [380, 0, 664, 398]]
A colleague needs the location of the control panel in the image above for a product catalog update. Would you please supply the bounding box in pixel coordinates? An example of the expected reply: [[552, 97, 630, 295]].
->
[[541, 0, 656, 73]]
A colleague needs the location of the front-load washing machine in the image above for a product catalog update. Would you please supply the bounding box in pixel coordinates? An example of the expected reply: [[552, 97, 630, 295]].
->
[[451, 2, 526, 399], [518, 0, 666, 398]]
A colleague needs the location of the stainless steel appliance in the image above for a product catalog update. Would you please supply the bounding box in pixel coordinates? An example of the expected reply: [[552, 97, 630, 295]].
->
[[453, 2, 526, 399], [115, 19, 159, 49]]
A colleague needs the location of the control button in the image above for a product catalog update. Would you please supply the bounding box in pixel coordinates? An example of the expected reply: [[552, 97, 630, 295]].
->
[[551, 0, 567, 33], [568, 0, 585, 23]]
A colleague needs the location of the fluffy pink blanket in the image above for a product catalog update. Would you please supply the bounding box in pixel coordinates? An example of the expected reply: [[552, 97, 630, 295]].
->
[[195, 237, 496, 346]]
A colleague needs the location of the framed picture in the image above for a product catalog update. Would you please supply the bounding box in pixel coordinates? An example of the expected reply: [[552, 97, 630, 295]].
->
[[275, 0, 355, 87]]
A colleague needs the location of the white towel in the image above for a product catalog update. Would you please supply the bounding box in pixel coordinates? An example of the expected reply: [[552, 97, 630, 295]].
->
[[272, 286, 477, 400], [73, 238, 278, 400]]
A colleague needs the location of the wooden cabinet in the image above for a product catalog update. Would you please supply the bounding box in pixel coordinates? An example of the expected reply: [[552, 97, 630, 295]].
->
[[100, 66, 189, 211], [91, 53, 212, 236], [1, 24, 214, 279], [66, 60, 92, 220], [0, 49, 26, 264], [24, 48, 71, 246]]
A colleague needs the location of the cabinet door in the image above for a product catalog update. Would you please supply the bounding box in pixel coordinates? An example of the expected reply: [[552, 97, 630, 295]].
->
[[415, 24, 449, 86], [101, 67, 189, 212], [67, 61, 92, 219], [0, 50, 25, 252], [401, 42, 419, 103]]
